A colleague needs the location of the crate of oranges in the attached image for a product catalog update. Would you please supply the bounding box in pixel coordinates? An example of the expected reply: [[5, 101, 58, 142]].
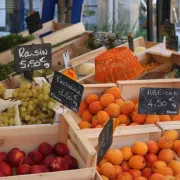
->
[[67, 79, 180, 135], [87, 124, 180, 180]]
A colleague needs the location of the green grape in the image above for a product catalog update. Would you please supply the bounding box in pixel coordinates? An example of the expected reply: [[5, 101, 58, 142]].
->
[[25, 97, 30, 102], [28, 104, 33, 111], [28, 91, 33, 97], [8, 118, 15, 125], [30, 116, 36, 123], [25, 83, 31, 89], [22, 102, 28, 107], [43, 94, 49, 101], [21, 112, 26, 118], [38, 94, 43, 101], [33, 92, 38, 98], [32, 109, 38, 116], [25, 115, 30, 121], [48, 102, 55, 110], [42, 107, 47, 111], [35, 115, 40, 121], [37, 120, 42, 124], [12, 91, 18, 98], [8, 108, 14, 113], [50, 119, 54, 124], [39, 113, 46, 120], [3, 118, 8, 125], [29, 101, 33, 105], [20, 107, 26, 112]]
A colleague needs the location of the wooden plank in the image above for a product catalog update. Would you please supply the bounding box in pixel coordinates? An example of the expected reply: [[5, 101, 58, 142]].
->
[[42, 22, 86, 46], [117, 79, 180, 101], [85, 124, 161, 150]]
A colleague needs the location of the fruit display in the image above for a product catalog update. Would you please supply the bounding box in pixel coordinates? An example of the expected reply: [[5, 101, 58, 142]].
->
[[143, 62, 160, 73], [97, 129, 180, 180], [77, 86, 177, 129], [0, 142, 78, 177], [12, 82, 56, 125], [87, 32, 128, 50]]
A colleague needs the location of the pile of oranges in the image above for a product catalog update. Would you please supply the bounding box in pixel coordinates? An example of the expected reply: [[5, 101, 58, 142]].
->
[[143, 62, 160, 73], [97, 130, 180, 180], [77, 87, 180, 130]]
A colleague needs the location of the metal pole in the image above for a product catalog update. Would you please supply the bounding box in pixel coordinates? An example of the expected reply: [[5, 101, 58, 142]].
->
[[147, 0, 153, 41], [156, 0, 163, 42]]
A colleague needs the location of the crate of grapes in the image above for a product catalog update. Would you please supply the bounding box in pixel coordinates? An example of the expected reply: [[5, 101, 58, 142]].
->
[[0, 79, 61, 127]]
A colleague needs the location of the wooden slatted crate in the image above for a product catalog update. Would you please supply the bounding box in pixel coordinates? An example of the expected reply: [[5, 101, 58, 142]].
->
[[0, 113, 97, 180]]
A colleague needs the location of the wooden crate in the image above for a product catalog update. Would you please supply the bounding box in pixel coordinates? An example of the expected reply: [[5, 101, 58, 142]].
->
[[42, 22, 86, 46], [118, 36, 158, 53], [146, 43, 172, 63], [156, 121, 180, 161], [0, 113, 97, 180], [85, 124, 161, 153], [68, 83, 118, 129], [135, 51, 173, 80], [117, 79, 180, 101], [19, 20, 71, 38]]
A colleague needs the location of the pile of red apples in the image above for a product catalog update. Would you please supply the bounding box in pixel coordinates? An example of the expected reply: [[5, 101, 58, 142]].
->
[[0, 142, 78, 177]]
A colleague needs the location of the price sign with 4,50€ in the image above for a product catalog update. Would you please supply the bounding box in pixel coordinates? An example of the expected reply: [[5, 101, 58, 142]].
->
[[138, 88, 179, 115]]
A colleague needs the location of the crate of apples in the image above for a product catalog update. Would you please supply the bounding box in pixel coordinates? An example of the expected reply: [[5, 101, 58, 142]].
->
[[0, 113, 97, 180], [93, 127, 180, 180]]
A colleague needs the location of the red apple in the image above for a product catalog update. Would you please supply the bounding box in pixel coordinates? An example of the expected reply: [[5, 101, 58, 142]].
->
[[21, 151, 26, 157], [0, 162, 13, 176], [0, 152, 7, 162], [7, 149, 25, 167], [53, 143, 69, 157], [0, 172, 5, 177], [31, 165, 45, 174], [28, 151, 43, 165], [42, 156, 54, 167], [50, 157, 69, 171], [41, 165, 51, 172], [10, 148, 19, 151], [16, 164, 31, 175], [23, 156, 33, 166], [64, 155, 78, 169], [38, 142, 53, 158]]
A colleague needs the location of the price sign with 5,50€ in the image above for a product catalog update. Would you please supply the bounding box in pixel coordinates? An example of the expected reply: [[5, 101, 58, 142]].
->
[[14, 43, 52, 73], [138, 88, 179, 115]]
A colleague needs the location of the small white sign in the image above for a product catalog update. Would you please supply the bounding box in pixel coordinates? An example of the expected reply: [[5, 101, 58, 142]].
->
[[63, 50, 71, 68]]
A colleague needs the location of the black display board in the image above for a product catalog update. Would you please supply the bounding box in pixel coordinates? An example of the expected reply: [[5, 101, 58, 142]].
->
[[166, 35, 178, 52], [138, 87, 179, 115], [14, 43, 52, 73], [164, 19, 176, 36], [26, 11, 43, 34], [50, 71, 84, 113], [97, 117, 113, 164], [128, 33, 134, 52]]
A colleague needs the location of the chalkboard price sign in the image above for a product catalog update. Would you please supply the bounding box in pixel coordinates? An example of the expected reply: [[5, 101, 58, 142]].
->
[[97, 117, 113, 164], [26, 11, 43, 34], [138, 88, 179, 115], [14, 43, 52, 73], [128, 33, 134, 52], [166, 35, 178, 52], [50, 71, 84, 113], [164, 19, 176, 36]]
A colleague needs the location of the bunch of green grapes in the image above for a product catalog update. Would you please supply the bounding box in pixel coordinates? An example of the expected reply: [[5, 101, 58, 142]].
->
[[0, 82, 6, 98], [12, 83, 55, 125], [0, 108, 15, 127]]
